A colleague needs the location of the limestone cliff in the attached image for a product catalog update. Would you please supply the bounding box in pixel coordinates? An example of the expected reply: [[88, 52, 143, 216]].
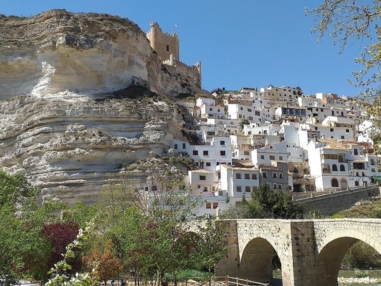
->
[[0, 10, 202, 203]]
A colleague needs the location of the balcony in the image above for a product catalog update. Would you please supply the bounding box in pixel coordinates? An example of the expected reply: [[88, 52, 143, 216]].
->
[[322, 164, 331, 174]]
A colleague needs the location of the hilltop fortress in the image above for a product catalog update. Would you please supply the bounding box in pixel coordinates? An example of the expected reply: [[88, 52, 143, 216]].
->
[[146, 22, 202, 89]]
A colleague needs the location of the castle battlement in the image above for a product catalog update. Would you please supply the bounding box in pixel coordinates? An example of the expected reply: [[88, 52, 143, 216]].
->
[[147, 22, 202, 89]]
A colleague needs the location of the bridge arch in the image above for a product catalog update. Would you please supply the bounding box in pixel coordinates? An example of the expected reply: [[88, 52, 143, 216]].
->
[[312, 229, 381, 285], [239, 236, 283, 284]]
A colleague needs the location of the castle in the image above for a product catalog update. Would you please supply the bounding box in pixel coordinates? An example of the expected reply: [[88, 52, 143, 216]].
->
[[146, 22, 202, 89]]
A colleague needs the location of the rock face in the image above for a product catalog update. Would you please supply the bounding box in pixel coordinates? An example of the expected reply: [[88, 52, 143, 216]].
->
[[0, 9, 202, 98], [0, 10, 201, 203]]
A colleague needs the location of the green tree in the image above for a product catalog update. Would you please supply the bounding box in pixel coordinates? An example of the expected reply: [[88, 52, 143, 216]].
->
[[239, 119, 250, 130], [221, 184, 304, 219], [96, 170, 228, 285], [307, 1, 381, 98], [0, 171, 49, 284]]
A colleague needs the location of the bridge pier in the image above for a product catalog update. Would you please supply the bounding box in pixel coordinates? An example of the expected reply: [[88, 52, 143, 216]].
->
[[216, 219, 381, 286]]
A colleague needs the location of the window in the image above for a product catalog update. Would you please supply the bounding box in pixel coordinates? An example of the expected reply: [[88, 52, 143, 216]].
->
[[166, 44, 169, 52], [346, 129, 350, 133], [206, 202, 211, 209], [260, 155, 265, 159], [252, 187, 258, 191], [193, 150, 198, 155], [340, 165, 345, 171], [206, 162, 211, 167], [200, 175, 206, 180], [371, 159, 375, 165], [240, 107, 243, 110], [330, 128, 334, 132], [174, 144, 178, 149], [252, 174, 257, 180], [331, 178, 339, 187], [236, 173, 241, 179], [263, 172, 267, 178], [220, 151, 226, 156], [280, 173, 283, 178], [273, 173, 277, 178], [270, 155, 275, 160], [209, 108, 213, 111], [279, 156, 283, 160], [203, 150, 209, 156], [273, 184, 277, 189], [354, 149, 358, 155], [248, 108, 252, 112], [245, 186, 251, 192], [213, 203, 218, 209], [244, 173, 250, 179], [278, 184, 282, 189], [332, 164, 338, 171], [236, 186, 242, 192], [182, 143, 186, 149], [220, 140, 225, 145]]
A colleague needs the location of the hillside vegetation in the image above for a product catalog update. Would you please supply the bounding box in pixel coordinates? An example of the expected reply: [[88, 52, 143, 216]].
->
[[331, 199, 381, 219]]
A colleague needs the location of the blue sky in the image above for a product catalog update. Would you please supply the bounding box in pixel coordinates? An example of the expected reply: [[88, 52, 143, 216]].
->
[[0, 0, 370, 97]]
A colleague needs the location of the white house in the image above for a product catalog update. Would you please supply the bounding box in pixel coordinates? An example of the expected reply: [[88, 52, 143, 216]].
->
[[307, 139, 351, 192], [219, 164, 260, 203], [196, 97, 215, 107], [251, 141, 288, 167], [172, 137, 232, 179]]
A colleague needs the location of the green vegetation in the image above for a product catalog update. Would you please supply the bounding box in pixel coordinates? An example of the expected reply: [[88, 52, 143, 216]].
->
[[0, 170, 227, 286], [308, 0, 381, 154], [239, 119, 250, 131], [221, 184, 304, 219]]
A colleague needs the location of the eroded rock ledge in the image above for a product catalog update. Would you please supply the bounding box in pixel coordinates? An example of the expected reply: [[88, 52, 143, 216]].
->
[[0, 90, 186, 203], [0, 10, 206, 202]]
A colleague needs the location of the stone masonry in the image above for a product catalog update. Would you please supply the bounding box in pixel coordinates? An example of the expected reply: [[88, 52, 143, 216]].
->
[[216, 219, 381, 286]]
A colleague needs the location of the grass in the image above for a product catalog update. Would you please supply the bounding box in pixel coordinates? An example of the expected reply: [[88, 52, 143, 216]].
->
[[330, 198, 381, 218], [338, 269, 381, 279]]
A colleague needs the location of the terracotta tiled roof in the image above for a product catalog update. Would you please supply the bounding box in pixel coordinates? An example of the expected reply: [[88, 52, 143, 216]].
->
[[319, 139, 346, 150]]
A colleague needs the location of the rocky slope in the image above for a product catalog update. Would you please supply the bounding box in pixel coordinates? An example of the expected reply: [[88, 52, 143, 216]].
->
[[0, 10, 201, 203]]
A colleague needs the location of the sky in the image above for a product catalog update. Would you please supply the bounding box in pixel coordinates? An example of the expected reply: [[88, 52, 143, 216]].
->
[[0, 0, 372, 97]]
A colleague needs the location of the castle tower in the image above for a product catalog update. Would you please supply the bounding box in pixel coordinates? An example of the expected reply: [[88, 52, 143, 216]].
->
[[146, 22, 179, 62]]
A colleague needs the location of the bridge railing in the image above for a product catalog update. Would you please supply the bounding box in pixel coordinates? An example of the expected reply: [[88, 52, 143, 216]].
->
[[213, 276, 269, 286]]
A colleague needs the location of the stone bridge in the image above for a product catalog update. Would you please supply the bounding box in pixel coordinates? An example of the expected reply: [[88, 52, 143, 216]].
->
[[215, 219, 381, 286]]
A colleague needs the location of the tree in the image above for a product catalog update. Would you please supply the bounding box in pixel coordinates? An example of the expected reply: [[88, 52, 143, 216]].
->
[[0, 171, 57, 284], [307, 1, 381, 98], [43, 222, 82, 278], [45, 219, 99, 286], [83, 240, 123, 286], [221, 184, 304, 219], [191, 219, 228, 285], [239, 119, 250, 130]]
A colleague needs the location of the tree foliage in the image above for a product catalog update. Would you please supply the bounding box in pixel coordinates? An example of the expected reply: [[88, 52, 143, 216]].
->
[[307, 0, 381, 97], [221, 184, 304, 219], [44, 222, 82, 277], [83, 240, 123, 285]]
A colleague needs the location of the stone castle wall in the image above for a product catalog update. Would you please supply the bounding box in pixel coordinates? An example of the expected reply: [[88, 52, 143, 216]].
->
[[146, 22, 179, 62], [163, 60, 202, 89], [146, 22, 202, 89]]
